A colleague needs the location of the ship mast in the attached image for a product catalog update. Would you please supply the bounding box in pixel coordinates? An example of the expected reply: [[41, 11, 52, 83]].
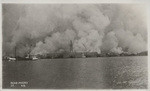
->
[[28, 34, 32, 58], [14, 46, 17, 58], [13, 17, 21, 58], [70, 40, 73, 52]]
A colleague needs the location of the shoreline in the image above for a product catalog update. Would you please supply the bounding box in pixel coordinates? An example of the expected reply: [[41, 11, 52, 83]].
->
[[2, 55, 148, 61]]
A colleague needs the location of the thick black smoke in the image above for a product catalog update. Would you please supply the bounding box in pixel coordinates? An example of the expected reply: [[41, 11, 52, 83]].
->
[[3, 4, 147, 57]]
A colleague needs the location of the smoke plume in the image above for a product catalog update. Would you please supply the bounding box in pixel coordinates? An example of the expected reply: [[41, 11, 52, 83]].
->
[[2, 4, 147, 57]]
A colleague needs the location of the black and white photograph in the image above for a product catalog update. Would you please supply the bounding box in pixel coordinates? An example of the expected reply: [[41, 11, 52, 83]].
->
[[2, 2, 148, 90]]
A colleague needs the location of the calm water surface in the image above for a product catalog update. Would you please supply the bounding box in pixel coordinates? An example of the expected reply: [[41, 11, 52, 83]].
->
[[3, 56, 147, 89]]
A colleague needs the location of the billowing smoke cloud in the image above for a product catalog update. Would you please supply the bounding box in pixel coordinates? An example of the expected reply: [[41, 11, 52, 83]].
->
[[2, 4, 147, 57]]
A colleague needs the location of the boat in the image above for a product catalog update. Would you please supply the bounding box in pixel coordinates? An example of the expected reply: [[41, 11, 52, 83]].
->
[[82, 53, 86, 58], [8, 57, 16, 61], [32, 56, 38, 60], [21, 54, 38, 61]]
